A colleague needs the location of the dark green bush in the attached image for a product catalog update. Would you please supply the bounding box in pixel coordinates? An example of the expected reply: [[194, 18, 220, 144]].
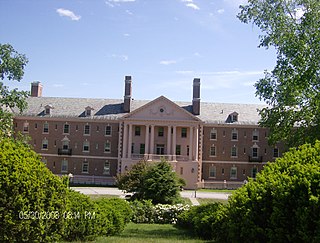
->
[[63, 190, 98, 241], [0, 138, 68, 242], [176, 203, 224, 240], [221, 142, 320, 242]]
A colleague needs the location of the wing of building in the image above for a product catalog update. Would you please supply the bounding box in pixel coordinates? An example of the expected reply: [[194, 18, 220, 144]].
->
[[13, 77, 284, 189]]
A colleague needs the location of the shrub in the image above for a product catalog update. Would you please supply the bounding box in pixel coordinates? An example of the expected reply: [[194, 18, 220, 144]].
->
[[117, 159, 184, 205], [220, 141, 320, 242], [0, 138, 68, 242], [130, 200, 190, 224], [63, 190, 98, 241], [176, 203, 224, 240]]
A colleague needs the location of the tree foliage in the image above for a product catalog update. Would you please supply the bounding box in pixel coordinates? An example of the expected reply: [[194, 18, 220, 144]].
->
[[178, 141, 320, 242], [116, 160, 184, 204], [0, 137, 68, 242], [0, 43, 29, 137], [238, 0, 320, 146]]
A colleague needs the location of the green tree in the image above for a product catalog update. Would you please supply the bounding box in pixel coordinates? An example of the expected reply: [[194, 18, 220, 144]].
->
[[116, 160, 184, 204], [0, 137, 68, 242], [0, 43, 29, 137], [238, 0, 320, 146]]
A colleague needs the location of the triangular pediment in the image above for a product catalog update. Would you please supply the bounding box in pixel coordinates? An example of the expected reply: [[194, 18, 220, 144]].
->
[[124, 96, 200, 121]]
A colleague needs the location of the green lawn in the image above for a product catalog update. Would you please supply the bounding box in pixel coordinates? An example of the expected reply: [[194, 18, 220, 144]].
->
[[197, 188, 235, 193], [96, 223, 208, 243], [197, 198, 228, 205]]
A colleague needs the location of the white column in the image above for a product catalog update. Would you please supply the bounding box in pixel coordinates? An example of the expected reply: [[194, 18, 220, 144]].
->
[[172, 126, 176, 161], [150, 125, 155, 158], [122, 123, 128, 158], [128, 124, 133, 159], [167, 126, 171, 160], [189, 126, 193, 161], [145, 125, 149, 156], [194, 126, 199, 161]]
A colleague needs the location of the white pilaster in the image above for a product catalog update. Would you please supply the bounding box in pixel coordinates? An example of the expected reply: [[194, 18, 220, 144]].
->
[[145, 125, 149, 156], [150, 125, 155, 157], [128, 124, 133, 159], [194, 126, 199, 161], [122, 123, 128, 158], [167, 126, 171, 160], [172, 126, 176, 161], [189, 126, 193, 161]]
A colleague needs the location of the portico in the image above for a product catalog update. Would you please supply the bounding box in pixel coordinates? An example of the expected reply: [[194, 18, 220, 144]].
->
[[119, 96, 202, 189]]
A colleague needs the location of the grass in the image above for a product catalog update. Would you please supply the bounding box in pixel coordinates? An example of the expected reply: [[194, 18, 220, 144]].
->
[[197, 198, 228, 205], [96, 223, 208, 243], [197, 188, 235, 193], [88, 194, 119, 200]]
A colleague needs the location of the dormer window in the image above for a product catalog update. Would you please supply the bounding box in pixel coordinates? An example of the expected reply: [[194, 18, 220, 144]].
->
[[85, 106, 94, 117], [230, 112, 238, 122], [44, 105, 54, 115]]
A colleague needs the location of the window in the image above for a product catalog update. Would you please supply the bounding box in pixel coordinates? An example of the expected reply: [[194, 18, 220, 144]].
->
[[135, 126, 141, 136], [210, 145, 216, 157], [34, 123, 38, 129], [43, 123, 49, 133], [176, 145, 181, 155], [251, 167, 258, 179], [84, 124, 90, 135], [273, 148, 279, 158], [83, 141, 90, 152], [231, 129, 238, 140], [103, 161, 110, 175], [180, 167, 183, 175], [82, 161, 89, 173], [63, 124, 70, 134], [222, 168, 225, 175], [86, 109, 91, 116], [242, 169, 246, 175], [42, 139, 48, 150], [105, 125, 112, 136], [210, 128, 217, 140], [252, 147, 258, 158], [231, 146, 238, 157], [62, 140, 69, 150], [252, 129, 259, 141], [61, 159, 68, 172], [231, 114, 238, 122], [140, 144, 145, 154], [23, 122, 29, 133], [181, 128, 187, 138], [96, 126, 99, 132], [187, 145, 189, 156], [209, 166, 216, 178], [156, 144, 165, 155], [104, 141, 111, 153], [158, 127, 164, 137], [131, 143, 134, 154], [230, 167, 237, 179]]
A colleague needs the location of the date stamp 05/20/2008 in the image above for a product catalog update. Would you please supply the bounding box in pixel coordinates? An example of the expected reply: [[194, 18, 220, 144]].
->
[[18, 211, 96, 220]]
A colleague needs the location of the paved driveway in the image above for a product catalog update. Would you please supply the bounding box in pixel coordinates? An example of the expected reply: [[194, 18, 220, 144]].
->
[[72, 187, 231, 200]]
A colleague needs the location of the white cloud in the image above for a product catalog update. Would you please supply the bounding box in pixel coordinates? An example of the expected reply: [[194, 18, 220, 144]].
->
[[217, 9, 225, 14], [160, 60, 177, 65], [52, 83, 65, 88], [125, 9, 133, 15], [111, 54, 129, 61], [123, 33, 130, 37], [223, 0, 248, 8], [56, 8, 81, 21], [186, 3, 200, 10], [181, 0, 200, 10], [108, 0, 136, 2]]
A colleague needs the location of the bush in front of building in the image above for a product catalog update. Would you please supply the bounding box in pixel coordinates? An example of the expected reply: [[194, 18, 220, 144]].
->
[[130, 199, 190, 224], [0, 137, 68, 242], [176, 203, 225, 240], [63, 192, 133, 241], [177, 141, 320, 242], [221, 141, 320, 242], [117, 159, 185, 205]]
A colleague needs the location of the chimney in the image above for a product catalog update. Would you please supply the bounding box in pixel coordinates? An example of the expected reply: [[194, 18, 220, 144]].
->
[[192, 78, 200, 115], [31, 81, 43, 97], [123, 76, 132, 112]]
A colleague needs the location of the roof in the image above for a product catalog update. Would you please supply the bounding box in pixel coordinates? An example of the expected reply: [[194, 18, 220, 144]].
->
[[14, 96, 266, 125]]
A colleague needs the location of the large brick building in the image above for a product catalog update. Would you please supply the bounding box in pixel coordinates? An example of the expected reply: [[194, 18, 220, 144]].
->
[[13, 76, 284, 189]]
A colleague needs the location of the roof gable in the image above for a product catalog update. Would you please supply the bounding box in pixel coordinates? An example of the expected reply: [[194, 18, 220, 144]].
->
[[124, 96, 200, 121]]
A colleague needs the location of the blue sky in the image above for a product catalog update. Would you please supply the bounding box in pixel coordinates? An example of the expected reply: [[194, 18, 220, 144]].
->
[[0, 0, 276, 104]]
